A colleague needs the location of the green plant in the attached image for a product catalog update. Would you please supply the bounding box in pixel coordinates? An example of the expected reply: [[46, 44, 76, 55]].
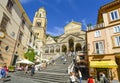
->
[[24, 48, 35, 62], [8, 66, 15, 72]]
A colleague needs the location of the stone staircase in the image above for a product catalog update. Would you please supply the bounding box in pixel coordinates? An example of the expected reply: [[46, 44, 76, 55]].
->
[[14, 55, 74, 83]]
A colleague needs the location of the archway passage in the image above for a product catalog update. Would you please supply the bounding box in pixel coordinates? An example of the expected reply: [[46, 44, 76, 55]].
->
[[56, 48, 60, 52], [76, 43, 82, 52], [62, 45, 67, 53], [56, 46, 60, 52], [50, 46, 54, 53], [45, 48, 49, 53], [69, 38, 74, 52]]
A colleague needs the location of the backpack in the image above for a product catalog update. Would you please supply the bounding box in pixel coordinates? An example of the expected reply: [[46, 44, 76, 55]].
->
[[104, 77, 110, 83], [1, 69, 6, 75]]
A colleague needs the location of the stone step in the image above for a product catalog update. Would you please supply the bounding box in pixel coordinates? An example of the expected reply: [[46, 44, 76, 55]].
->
[[14, 72, 69, 83], [14, 55, 74, 83]]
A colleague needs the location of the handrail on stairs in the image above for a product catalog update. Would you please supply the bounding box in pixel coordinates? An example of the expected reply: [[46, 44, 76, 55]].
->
[[68, 61, 74, 75]]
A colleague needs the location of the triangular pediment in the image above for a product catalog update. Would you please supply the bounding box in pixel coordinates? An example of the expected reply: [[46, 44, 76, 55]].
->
[[58, 34, 84, 43], [46, 36, 56, 44], [64, 21, 82, 34]]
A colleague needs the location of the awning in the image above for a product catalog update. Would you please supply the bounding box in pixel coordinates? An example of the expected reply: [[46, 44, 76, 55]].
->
[[16, 59, 34, 64], [90, 61, 118, 68]]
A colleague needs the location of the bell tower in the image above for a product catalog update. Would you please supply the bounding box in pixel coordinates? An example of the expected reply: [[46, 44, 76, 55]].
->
[[33, 7, 47, 44]]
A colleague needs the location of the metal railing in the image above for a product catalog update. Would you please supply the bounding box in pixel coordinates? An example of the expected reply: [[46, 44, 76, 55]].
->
[[68, 61, 74, 74], [87, 23, 105, 31]]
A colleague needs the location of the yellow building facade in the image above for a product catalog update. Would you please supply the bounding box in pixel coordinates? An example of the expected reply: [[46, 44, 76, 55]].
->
[[87, 0, 120, 81]]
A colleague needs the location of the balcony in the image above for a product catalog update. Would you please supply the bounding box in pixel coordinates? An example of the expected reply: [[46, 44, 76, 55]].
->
[[87, 23, 105, 31]]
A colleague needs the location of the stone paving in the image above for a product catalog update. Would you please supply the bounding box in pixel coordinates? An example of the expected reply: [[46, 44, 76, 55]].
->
[[0, 55, 88, 83]]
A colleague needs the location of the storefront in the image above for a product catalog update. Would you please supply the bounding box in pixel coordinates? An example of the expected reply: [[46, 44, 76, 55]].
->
[[89, 60, 118, 81], [115, 53, 120, 81]]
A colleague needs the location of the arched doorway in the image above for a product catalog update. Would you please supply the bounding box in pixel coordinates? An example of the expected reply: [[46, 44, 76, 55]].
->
[[75, 43, 82, 52], [50, 46, 54, 53], [45, 47, 49, 53], [69, 38, 74, 52], [56, 45, 60, 52], [62, 45, 67, 53]]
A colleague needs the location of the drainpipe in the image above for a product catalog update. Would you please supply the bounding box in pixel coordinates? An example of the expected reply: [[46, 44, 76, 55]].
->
[[10, 12, 25, 66]]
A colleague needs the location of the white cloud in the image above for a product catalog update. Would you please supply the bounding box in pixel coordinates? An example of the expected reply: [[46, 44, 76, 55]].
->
[[47, 26, 64, 36], [82, 19, 87, 27], [81, 19, 87, 30], [19, 0, 33, 4]]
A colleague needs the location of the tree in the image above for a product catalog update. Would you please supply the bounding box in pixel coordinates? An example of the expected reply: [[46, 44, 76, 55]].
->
[[24, 48, 35, 62]]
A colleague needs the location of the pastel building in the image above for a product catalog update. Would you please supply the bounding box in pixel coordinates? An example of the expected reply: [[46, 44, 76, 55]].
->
[[87, 0, 120, 81], [0, 0, 33, 66]]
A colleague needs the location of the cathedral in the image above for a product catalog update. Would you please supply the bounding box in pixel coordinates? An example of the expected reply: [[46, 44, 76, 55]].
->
[[33, 7, 87, 61]]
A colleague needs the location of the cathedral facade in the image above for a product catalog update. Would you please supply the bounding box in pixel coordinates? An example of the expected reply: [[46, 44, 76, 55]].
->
[[42, 21, 87, 60], [32, 7, 87, 63]]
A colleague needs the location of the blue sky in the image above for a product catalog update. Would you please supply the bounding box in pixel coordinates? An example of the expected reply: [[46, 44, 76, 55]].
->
[[20, 0, 112, 36]]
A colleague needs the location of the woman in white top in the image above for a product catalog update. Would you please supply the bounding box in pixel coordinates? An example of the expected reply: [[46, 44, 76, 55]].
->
[[70, 72, 76, 83]]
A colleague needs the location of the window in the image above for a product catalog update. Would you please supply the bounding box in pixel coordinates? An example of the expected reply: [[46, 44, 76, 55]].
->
[[5, 46, 9, 51], [110, 10, 119, 21], [39, 13, 41, 17], [114, 36, 120, 47], [18, 31, 23, 42], [37, 22, 41, 27], [10, 32, 15, 37], [80, 56, 85, 60], [95, 31, 101, 37], [30, 32, 32, 37], [45, 48, 49, 53], [0, 40, 2, 46], [17, 43, 20, 47], [6, 0, 13, 13], [95, 41, 104, 54], [0, 13, 10, 32], [21, 17, 25, 28], [113, 25, 120, 33]]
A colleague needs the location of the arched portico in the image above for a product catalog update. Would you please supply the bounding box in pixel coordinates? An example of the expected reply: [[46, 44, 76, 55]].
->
[[62, 45, 67, 53], [56, 45, 60, 52], [45, 47, 49, 53], [69, 38, 74, 52], [75, 43, 82, 52], [50, 46, 54, 53]]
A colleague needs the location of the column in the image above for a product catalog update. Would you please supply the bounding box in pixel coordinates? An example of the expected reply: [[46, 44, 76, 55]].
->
[[60, 44, 62, 54], [74, 42, 76, 53]]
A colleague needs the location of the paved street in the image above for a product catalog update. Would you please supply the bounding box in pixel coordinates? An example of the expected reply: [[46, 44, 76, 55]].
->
[[0, 55, 87, 83]]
